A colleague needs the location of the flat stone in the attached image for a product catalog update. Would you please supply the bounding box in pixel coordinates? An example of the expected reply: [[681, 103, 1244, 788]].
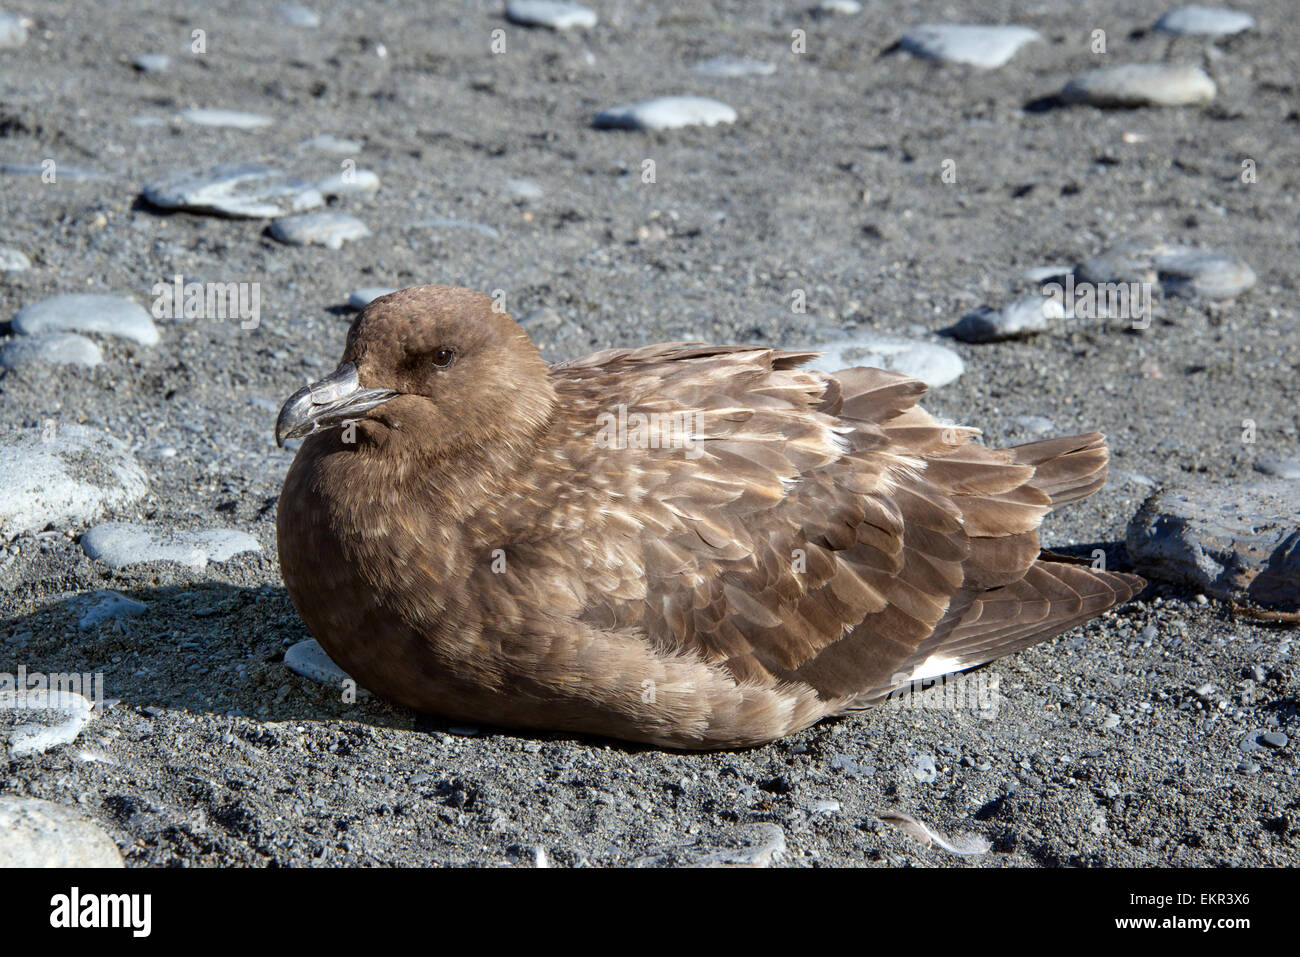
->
[[348, 287, 398, 309], [693, 56, 777, 78], [132, 52, 170, 72], [1, 690, 95, 757], [949, 295, 1063, 342], [81, 523, 261, 570], [0, 796, 123, 867], [1254, 456, 1300, 480], [1076, 240, 1254, 300], [811, 334, 964, 387], [901, 24, 1041, 69], [269, 212, 371, 249], [143, 164, 324, 218], [274, 2, 321, 27], [0, 245, 30, 271], [0, 333, 103, 369], [1, 162, 110, 182], [11, 293, 159, 345], [633, 823, 786, 867], [299, 134, 362, 154], [504, 178, 544, 202], [1127, 481, 1300, 609], [285, 638, 368, 695], [0, 10, 26, 48], [505, 1, 597, 30], [77, 589, 149, 630], [178, 108, 274, 129], [314, 169, 380, 197], [594, 96, 737, 131], [1012, 415, 1056, 435], [815, 0, 861, 13], [0, 425, 148, 539], [1155, 6, 1255, 36], [1061, 64, 1216, 107]]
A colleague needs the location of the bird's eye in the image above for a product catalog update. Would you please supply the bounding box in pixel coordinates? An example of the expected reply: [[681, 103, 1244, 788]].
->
[[431, 348, 455, 368]]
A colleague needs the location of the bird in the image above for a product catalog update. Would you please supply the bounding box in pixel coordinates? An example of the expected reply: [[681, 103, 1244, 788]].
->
[[275, 285, 1144, 750]]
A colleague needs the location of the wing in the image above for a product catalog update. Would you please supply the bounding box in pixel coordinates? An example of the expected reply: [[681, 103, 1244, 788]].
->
[[510, 346, 1141, 711]]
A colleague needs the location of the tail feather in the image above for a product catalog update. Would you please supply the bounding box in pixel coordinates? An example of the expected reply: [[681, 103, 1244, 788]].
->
[[1009, 432, 1110, 508]]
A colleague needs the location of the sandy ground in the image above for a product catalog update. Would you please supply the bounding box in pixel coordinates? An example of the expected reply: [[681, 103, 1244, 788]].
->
[[0, 0, 1296, 866]]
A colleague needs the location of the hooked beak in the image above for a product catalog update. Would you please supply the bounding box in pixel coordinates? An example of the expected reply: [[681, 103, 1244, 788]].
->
[[275, 362, 399, 447]]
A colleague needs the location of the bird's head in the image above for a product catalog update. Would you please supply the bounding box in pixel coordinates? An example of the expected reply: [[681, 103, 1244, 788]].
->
[[275, 285, 556, 457]]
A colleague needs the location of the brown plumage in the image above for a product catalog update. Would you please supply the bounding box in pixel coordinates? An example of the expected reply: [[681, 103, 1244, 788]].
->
[[275, 285, 1143, 749]]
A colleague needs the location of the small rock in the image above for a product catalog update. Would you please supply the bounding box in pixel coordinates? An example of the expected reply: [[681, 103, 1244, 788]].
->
[[1061, 64, 1216, 107], [0, 10, 27, 49], [911, 754, 938, 783], [0, 425, 149, 539], [594, 96, 737, 131], [949, 295, 1063, 342], [132, 52, 170, 72], [0, 796, 123, 867], [0, 333, 103, 369], [504, 178, 544, 202], [1254, 457, 1300, 480], [12, 294, 159, 345], [814, 0, 861, 14], [77, 590, 148, 630], [274, 2, 320, 27], [1, 690, 95, 757], [505, 1, 597, 30], [1023, 264, 1071, 282], [0, 245, 30, 271], [900, 24, 1041, 69], [1127, 481, 1300, 609], [1155, 6, 1255, 36], [633, 823, 786, 867], [1261, 731, 1288, 749], [1011, 415, 1055, 436], [285, 638, 368, 695], [1237, 759, 1260, 774], [299, 134, 363, 154], [143, 163, 324, 218], [348, 287, 398, 309], [693, 56, 776, 78], [80, 523, 261, 570], [811, 334, 964, 387], [1157, 249, 1256, 300], [808, 798, 841, 814], [270, 212, 371, 249], [314, 169, 380, 197], [178, 108, 274, 129]]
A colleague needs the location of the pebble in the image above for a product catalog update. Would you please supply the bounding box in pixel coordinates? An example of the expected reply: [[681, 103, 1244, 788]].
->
[[1254, 456, 1300, 480], [274, 2, 321, 27], [1, 162, 110, 182], [693, 56, 776, 78], [1, 690, 95, 757], [285, 638, 367, 694], [1023, 264, 1071, 282], [1076, 240, 1254, 300], [900, 24, 1041, 69], [1155, 6, 1255, 36], [811, 333, 964, 387], [299, 133, 363, 154], [77, 589, 149, 630], [178, 108, 274, 129], [633, 823, 786, 867], [269, 212, 371, 249], [1012, 415, 1055, 435], [911, 754, 938, 783], [1126, 481, 1300, 609], [314, 169, 380, 197], [505, 1, 597, 30], [594, 97, 737, 131], [143, 164, 324, 218], [1061, 64, 1217, 108], [12, 293, 159, 346], [0, 245, 30, 271], [1262, 732, 1288, 749], [1236, 759, 1260, 774], [504, 178, 544, 203], [348, 287, 398, 309], [0, 332, 103, 369], [949, 295, 1063, 342], [0, 796, 123, 867], [815, 0, 861, 14], [0, 9, 26, 48], [80, 522, 261, 570], [132, 52, 170, 72], [0, 425, 148, 539]]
